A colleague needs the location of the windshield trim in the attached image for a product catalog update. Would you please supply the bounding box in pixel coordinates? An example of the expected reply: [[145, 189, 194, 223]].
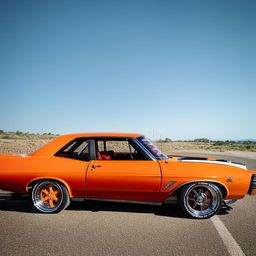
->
[[132, 138, 157, 161], [136, 136, 169, 160]]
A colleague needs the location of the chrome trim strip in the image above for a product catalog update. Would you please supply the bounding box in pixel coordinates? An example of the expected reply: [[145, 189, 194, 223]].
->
[[71, 197, 85, 202], [163, 181, 177, 190], [180, 160, 247, 170], [77, 143, 89, 156], [85, 198, 162, 205], [0, 191, 14, 199]]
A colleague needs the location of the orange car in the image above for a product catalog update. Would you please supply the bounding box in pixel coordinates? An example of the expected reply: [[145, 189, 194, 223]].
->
[[0, 133, 255, 218]]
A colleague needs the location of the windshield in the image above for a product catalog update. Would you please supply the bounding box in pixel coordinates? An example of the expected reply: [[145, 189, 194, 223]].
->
[[137, 136, 169, 160]]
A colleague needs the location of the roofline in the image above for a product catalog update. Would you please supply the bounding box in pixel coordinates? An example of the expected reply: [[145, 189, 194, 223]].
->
[[60, 132, 143, 138], [31, 132, 143, 156]]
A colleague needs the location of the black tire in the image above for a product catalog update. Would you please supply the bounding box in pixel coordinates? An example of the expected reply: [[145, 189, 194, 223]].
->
[[32, 180, 70, 213], [178, 182, 223, 219]]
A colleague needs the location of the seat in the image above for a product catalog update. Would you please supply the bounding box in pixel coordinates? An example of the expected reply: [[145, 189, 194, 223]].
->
[[101, 155, 111, 160], [97, 152, 102, 160], [99, 150, 114, 160]]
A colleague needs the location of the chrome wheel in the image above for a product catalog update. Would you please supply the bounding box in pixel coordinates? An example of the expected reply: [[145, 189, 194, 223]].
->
[[32, 181, 69, 213], [179, 182, 223, 219]]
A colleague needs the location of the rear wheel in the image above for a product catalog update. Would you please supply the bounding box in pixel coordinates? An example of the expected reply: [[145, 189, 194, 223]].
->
[[32, 180, 70, 213], [178, 182, 223, 219]]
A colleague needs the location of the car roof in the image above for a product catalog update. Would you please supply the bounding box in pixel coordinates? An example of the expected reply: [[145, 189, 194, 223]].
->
[[31, 133, 143, 156], [61, 132, 143, 138]]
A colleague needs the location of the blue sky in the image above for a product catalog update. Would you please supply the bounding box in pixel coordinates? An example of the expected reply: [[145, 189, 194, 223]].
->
[[0, 0, 255, 140]]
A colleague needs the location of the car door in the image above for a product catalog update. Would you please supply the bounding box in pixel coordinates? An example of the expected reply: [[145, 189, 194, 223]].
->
[[86, 138, 162, 202], [53, 138, 93, 198]]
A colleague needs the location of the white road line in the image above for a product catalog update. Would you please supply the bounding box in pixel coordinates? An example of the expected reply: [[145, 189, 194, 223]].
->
[[211, 216, 246, 256]]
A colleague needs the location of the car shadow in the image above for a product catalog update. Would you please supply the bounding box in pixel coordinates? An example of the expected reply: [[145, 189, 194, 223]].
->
[[0, 198, 232, 218], [0, 199, 38, 213], [67, 200, 188, 218]]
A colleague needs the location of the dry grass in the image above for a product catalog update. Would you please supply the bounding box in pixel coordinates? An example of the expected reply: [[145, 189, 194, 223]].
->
[[0, 131, 56, 141], [155, 141, 256, 153], [0, 131, 255, 155], [0, 138, 255, 156]]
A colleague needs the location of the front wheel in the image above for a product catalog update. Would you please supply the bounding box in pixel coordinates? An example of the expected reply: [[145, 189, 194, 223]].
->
[[178, 182, 223, 219], [32, 180, 70, 213]]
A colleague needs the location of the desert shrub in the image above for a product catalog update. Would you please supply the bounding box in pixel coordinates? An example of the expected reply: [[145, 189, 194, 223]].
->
[[156, 138, 172, 143], [213, 141, 226, 146], [194, 138, 210, 143], [15, 130, 23, 135]]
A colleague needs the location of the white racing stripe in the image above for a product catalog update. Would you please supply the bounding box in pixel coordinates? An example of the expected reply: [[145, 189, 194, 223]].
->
[[180, 160, 247, 169], [211, 216, 246, 256]]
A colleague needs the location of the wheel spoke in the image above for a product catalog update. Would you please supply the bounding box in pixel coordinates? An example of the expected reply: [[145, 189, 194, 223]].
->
[[49, 199, 55, 207], [192, 189, 199, 197], [52, 195, 59, 202], [42, 196, 50, 202], [41, 189, 49, 195], [49, 185, 54, 194], [53, 190, 60, 196]]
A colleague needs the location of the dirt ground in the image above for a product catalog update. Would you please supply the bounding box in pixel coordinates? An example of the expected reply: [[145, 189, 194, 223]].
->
[[0, 139, 50, 155]]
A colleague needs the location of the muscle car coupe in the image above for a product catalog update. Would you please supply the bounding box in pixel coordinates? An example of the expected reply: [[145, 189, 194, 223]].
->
[[0, 133, 255, 218]]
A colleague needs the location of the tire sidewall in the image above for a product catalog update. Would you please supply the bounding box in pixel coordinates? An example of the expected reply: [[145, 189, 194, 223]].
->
[[179, 182, 223, 219]]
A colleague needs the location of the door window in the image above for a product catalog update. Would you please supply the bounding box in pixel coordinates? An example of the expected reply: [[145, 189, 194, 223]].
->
[[96, 139, 148, 160]]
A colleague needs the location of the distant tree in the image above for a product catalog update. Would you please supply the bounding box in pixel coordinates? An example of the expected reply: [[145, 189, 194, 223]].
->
[[194, 138, 210, 143], [16, 130, 23, 135], [0, 129, 4, 133], [213, 141, 225, 146]]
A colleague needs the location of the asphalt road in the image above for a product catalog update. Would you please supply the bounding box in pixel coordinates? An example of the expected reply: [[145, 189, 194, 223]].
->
[[0, 153, 255, 256]]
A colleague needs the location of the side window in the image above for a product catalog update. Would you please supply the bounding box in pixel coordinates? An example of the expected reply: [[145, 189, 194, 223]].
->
[[96, 139, 148, 160], [56, 139, 90, 161]]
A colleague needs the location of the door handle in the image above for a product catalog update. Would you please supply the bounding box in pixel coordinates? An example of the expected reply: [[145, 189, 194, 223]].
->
[[91, 165, 102, 169]]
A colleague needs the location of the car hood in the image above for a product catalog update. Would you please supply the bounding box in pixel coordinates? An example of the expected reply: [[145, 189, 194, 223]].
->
[[168, 155, 248, 170]]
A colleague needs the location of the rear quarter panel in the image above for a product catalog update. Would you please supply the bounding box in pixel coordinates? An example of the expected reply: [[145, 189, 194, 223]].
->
[[0, 155, 88, 197]]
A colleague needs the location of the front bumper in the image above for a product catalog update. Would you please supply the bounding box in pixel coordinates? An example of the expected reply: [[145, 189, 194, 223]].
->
[[249, 189, 256, 195], [248, 175, 256, 195]]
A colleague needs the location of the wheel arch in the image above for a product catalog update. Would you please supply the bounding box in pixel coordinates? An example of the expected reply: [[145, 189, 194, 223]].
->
[[174, 180, 228, 199], [26, 177, 73, 197]]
